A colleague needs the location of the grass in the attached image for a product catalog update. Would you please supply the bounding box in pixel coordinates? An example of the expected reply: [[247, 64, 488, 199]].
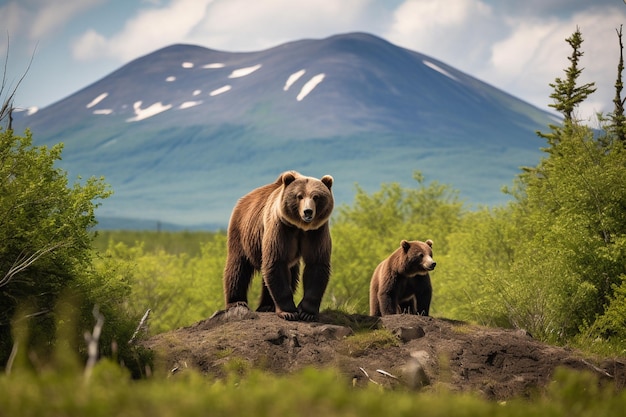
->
[[1, 360, 624, 417], [339, 329, 400, 357], [93, 230, 219, 256]]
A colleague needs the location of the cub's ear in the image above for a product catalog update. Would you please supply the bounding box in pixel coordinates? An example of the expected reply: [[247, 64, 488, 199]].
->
[[321, 175, 333, 190], [281, 171, 298, 186], [426, 239, 433, 247], [401, 240, 411, 252]]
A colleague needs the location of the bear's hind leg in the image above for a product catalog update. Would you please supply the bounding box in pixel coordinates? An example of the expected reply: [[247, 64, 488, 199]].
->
[[224, 256, 255, 310], [414, 276, 433, 316], [256, 282, 275, 312]]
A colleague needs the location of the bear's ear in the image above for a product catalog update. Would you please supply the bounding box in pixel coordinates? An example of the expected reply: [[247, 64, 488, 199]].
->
[[426, 239, 433, 247], [321, 175, 333, 190], [401, 240, 411, 252], [281, 171, 298, 186]]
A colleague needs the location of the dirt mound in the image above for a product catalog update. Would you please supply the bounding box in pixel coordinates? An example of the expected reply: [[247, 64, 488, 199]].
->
[[143, 308, 625, 400]]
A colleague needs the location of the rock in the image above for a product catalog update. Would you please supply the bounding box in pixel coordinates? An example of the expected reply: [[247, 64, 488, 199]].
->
[[402, 350, 431, 389], [393, 326, 426, 342], [314, 324, 354, 340]]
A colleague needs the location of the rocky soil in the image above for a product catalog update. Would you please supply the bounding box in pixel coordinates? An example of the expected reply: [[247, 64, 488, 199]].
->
[[143, 307, 625, 400]]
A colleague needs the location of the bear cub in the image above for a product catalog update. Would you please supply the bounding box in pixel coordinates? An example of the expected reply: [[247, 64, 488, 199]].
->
[[223, 171, 334, 321], [369, 239, 436, 317]]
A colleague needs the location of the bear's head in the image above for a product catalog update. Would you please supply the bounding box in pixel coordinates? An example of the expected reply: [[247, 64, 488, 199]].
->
[[279, 171, 334, 231], [398, 239, 436, 277]]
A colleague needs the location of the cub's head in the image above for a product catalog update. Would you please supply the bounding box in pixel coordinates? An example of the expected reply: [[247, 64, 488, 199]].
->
[[279, 171, 334, 230], [398, 239, 436, 277]]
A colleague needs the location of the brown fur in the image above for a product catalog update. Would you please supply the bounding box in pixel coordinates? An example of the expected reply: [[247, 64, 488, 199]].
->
[[223, 171, 334, 321], [369, 239, 436, 317]]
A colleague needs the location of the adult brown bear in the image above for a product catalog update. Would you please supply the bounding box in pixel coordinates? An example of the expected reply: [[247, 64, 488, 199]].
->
[[369, 239, 436, 317], [223, 171, 334, 321]]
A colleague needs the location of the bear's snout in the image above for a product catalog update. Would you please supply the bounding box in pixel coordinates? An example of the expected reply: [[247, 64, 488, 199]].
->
[[302, 208, 314, 222], [426, 261, 436, 271]]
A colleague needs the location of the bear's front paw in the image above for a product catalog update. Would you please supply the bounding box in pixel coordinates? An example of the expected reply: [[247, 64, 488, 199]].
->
[[226, 301, 250, 310], [276, 311, 299, 321], [297, 307, 319, 322]]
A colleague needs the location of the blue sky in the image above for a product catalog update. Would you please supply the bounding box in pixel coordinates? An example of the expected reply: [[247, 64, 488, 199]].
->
[[3, 0, 626, 122]]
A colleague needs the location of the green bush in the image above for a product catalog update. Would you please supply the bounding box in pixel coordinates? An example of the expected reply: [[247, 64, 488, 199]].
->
[[94, 233, 229, 334], [328, 172, 463, 314], [0, 128, 118, 363], [0, 360, 624, 417]]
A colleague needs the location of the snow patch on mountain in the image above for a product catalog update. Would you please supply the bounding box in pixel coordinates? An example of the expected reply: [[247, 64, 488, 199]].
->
[[203, 63, 225, 69], [127, 101, 172, 122], [229, 64, 262, 78], [180, 101, 202, 109], [284, 70, 306, 91], [193, 89, 202, 96], [297, 74, 325, 101], [423, 60, 458, 82], [93, 109, 113, 115], [210, 85, 231, 96], [87, 93, 108, 108], [166, 76, 176, 82], [182, 62, 194, 68]]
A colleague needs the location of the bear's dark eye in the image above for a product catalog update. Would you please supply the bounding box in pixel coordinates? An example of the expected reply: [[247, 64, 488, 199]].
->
[[312, 195, 319, 201], [297, 194, 304, 200]]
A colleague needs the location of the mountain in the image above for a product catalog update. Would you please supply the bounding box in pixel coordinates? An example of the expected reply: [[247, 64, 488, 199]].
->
[[13, 32, 555, 229]]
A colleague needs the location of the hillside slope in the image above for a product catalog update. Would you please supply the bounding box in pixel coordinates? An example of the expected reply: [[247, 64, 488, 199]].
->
[[14, 33, 555, 229]]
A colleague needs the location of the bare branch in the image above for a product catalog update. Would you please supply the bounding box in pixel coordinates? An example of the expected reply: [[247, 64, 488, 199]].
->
[[0, 239, 73, 288], [128, 308, 151, 345], [84, 305, 104, 382], [1, 33, 37, 128], [5, 342, 18, 375]]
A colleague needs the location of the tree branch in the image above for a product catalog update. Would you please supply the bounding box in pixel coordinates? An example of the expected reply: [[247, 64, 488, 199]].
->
[[1, 33, 36, 128], [0, 239, 73, 288]]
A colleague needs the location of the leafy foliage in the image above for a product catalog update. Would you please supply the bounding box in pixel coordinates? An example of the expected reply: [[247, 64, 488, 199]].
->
[[436, 206, 516, 327], [0, 128, 123, 364], [494, 27, 626, 343], [438, 28, 626, 345], [328, 172, 463, 313], [1, 357, 624, 417], [94, 234, 228, 334]]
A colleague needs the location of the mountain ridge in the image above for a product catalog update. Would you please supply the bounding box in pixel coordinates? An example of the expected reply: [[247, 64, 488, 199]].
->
[[13, 32, 555, 229]]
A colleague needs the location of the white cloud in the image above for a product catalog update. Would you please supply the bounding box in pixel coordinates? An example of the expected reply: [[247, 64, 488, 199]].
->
[[30, 0, 103, 39], [73, 29, 108, 60], [72, 0, 382, 62], [486, 5, 626, 119], [0, 3, 27, 42], [187, 0, 381, 51], [385, 0, 626, 120], [385, 0, 504, 65], [11, 0, 626, 116], [486, 19, 570, 110], [1, 0, 101, 40], [0, 0, 102, 60], [73, 0, 214, 61]]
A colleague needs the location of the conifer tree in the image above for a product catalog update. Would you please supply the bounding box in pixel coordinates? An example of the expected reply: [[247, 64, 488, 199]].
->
[[501, 27, 626, 342], [610, 25, 626, 143], [538, 27, 596, 148]]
